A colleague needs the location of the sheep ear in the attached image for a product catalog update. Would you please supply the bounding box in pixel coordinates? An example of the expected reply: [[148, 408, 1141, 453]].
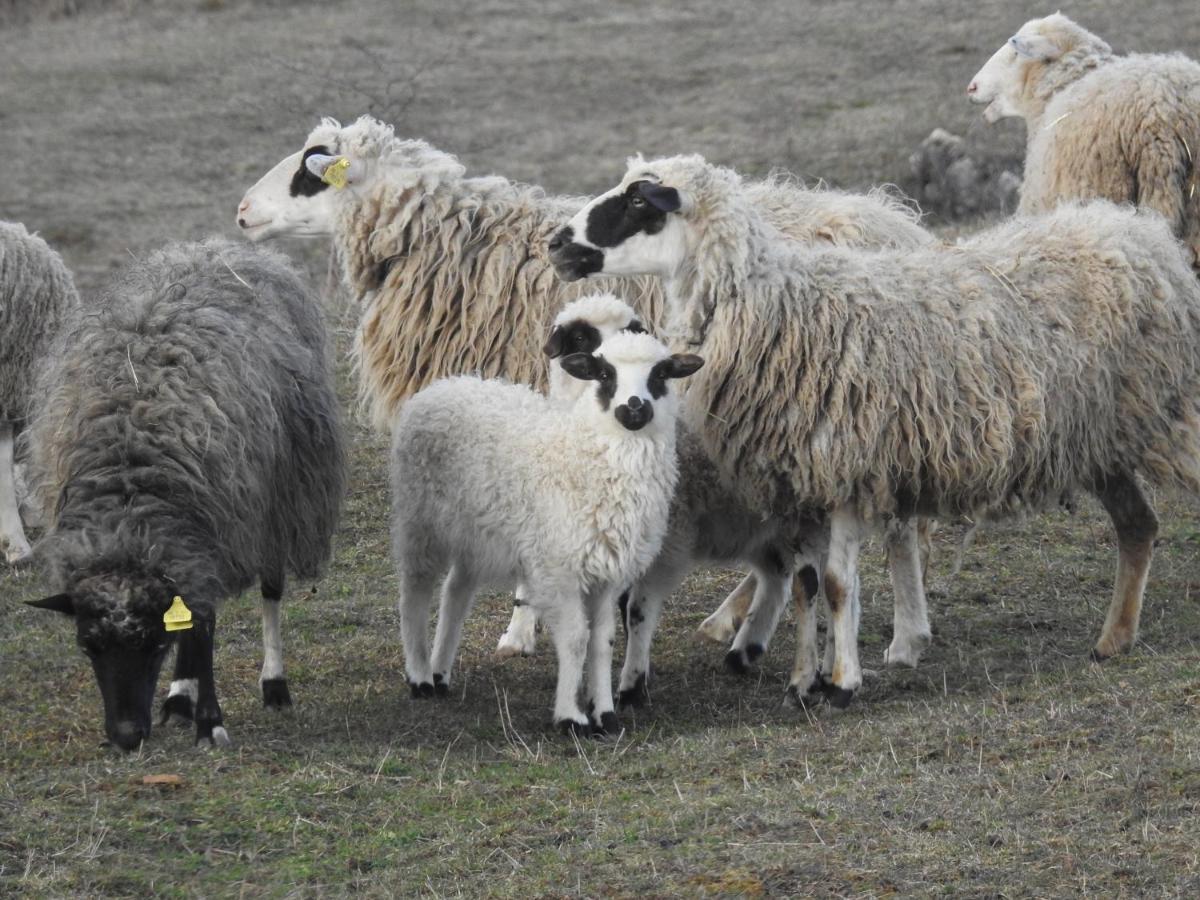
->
[[662, 353, 705, 379], [623, 318, 647, 335], [638, 182, 683, 213], [26, 593, 75, 616], [559, 352, 601, 381], [1010, 33, 1061, 61], [543, 325, 566, 359], [305, 153, 363, 189]]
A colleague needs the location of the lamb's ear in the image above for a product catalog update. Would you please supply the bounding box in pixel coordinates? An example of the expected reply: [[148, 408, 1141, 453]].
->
[[623, 318, 647, 335], [637, 182, 683, 213], [559, 352, 602, 381], [304, 153, 364, 189], [26, 593, 75, 616], [543, 325, 566, 359], [1010, 32, 1061, 61], [661, 353, 705, 379]]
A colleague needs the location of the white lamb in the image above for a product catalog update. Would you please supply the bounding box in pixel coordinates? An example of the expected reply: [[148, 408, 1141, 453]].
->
[[390, 330, 703, 735]]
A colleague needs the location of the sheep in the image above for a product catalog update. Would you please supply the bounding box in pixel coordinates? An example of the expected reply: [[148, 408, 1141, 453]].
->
[[391, 330, 702, 734], [22, 238, 346, 751], [967, 13, 1200, 267], [0, 221, 79, 565], [550, 154, 1200, 708]]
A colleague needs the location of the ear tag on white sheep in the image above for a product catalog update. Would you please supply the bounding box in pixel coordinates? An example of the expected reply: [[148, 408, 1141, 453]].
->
[[164, 596, 193, 632], [321, 157, 353, 190]]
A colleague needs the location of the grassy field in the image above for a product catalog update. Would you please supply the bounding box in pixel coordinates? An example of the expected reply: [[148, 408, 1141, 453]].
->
[[3, 0, 1200, 895]]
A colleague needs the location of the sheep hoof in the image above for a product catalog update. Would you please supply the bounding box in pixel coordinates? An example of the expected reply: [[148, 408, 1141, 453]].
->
[[617, 673, 649, 709], [409, 680, 435, 699], [261, 678, 293, 710], [2, 541, 33, 567], [591, 711, 621, 738], [784, 673, 826, 710], [821, 681, 856, 709], [555, 718, 592, 739], [695, 616, 737, 645], [723, 647, 754, 675], [432, 674, 450, 698], [159, 693, 194, 726], [196, 724, 232, 749]]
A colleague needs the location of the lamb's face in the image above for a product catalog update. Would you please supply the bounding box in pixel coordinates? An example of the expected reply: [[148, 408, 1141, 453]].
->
[[237, 132, 366, 241], [549, 178, 690, 282], [544, 295, 646, 405], [967, 18, 1063, 123], [559, 333, 702, 435], [27, 577, 179, 752]]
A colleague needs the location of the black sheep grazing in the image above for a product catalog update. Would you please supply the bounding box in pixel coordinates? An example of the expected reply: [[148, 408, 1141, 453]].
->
[[23, 238, 346, 750]]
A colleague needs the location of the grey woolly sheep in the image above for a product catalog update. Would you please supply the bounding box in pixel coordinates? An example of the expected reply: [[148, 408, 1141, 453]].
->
[[23, 238, 346, 751], [968, 12, 1200, 266], [0, 221, 79, 564], [552, 154, 1200, 709]]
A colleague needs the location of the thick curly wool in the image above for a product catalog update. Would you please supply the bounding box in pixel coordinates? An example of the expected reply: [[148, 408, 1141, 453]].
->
[[0, 221, 79, 422], [634, 155, 1200, 521], [26, 238, 346, 622], [1009, 16, 1200, 262], [310, 117, 929, 429]]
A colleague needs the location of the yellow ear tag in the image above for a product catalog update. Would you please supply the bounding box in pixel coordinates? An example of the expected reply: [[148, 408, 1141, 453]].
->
[[163, 596, 193, 632], [321, 157, 352, 190]]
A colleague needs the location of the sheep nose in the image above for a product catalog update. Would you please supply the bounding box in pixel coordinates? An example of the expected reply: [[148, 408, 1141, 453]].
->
[[548, 227, 573, 253], [237, 199, 251, 229], [627, 396, 643, 410], [967, 81, 978, 95], [110, 720, 147, 752]]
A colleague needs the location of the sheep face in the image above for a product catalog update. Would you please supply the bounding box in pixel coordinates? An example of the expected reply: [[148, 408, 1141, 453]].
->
[[27, 577, 180, 752], [967, 17, 1070, 122], [549, 180, 690, 282], [237, 142, 364, 241], [559, 333, 702, 435], [545, 294, 646, 406]]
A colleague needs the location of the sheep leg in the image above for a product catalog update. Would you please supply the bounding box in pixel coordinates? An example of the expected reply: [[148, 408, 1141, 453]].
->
[[399, 570, 437, 697], [784, 561, 824, 707], [495, 585, 539, 659], [617, 561, 687, 708], [259, 573, 291, 709], [190, 620, 230, 748], [726, 546, 794, 674], [160, 630, 201, 726], [882, 519, 932, 668], [541, 590, 591, 735], [1092, 472, 1158, 660], [584, 585, 619, 736], [430, 565, 479, 695], [696, 573, 757, 644], [821, 506, 865, 708], [0, 422, 32, 566]]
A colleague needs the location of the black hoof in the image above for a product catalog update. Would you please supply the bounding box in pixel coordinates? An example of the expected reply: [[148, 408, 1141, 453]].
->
[[159, 693, 194, 726], [745, 643, 764, 662], [261, 678, 293, 710], [724, 648, 752, 675], [409, 680, 435, 699], [821, 681, 856, 709], [1089, 648, 1111, 663], [195, 723, 232, 748], [432, 673, 450, 697], [556, 718, 592, 738], [591, 710, 620, 737], [617, 673, 649, 709]]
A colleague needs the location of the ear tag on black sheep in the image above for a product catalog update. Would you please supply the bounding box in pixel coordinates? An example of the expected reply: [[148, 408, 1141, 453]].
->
[[321, 157, 352, 190], [164, 596, 193, 632]]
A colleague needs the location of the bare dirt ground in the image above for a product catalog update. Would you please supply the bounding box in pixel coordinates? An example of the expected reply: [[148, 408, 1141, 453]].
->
[[3, 0, 1200, 895]]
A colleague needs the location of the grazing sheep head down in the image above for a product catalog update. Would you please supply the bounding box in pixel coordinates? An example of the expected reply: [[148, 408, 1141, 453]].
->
[[560, 331, 702, 435], [27, 572, 187, 752], [967, 13, 1111, 123]]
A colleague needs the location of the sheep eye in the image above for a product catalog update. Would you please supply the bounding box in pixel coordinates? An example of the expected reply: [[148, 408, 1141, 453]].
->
[[598, 370, 612, 381], [629, 195, 646, 209]]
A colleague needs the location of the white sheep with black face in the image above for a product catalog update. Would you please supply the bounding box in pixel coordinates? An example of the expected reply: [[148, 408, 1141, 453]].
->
[[968, 13, 1200, 266], [390, 330, 702, 735]]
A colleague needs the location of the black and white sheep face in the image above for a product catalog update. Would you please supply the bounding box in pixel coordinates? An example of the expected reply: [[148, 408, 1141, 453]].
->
[[27, 585, 176, 752], [237, 142, 365, 241], [559, 337, 703, 434], [967, 18, 1062, 122], [549, 179, 690, 282]]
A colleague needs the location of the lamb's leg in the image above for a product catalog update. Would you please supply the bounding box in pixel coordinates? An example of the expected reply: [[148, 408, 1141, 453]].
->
[[1092, 472, 1158, 660], [785, 561, 824, 706], [495, 585, 539, 659], [431, 565, 478, 695], [821, 506, 865, 708], [190, 620, 230, 748], [882, 519, 932, 668], [0, 422, 32, 566], [726, 546, 793, 673], [399, 570, 438, 697], [618, 556, 689, 707], [259, 572, 292, 709], [541, 591, 591, 735], [696, 572, 756, 644], [584, 586, 619, 736]]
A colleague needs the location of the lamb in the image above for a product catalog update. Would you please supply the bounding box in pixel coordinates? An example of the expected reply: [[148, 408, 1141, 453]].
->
[[0, 221, 79, 565], [551, 154, 1200, 707], [967, 13, 1200, 266], [23, 239, 346, 750], [390, 330, 702, 735]]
